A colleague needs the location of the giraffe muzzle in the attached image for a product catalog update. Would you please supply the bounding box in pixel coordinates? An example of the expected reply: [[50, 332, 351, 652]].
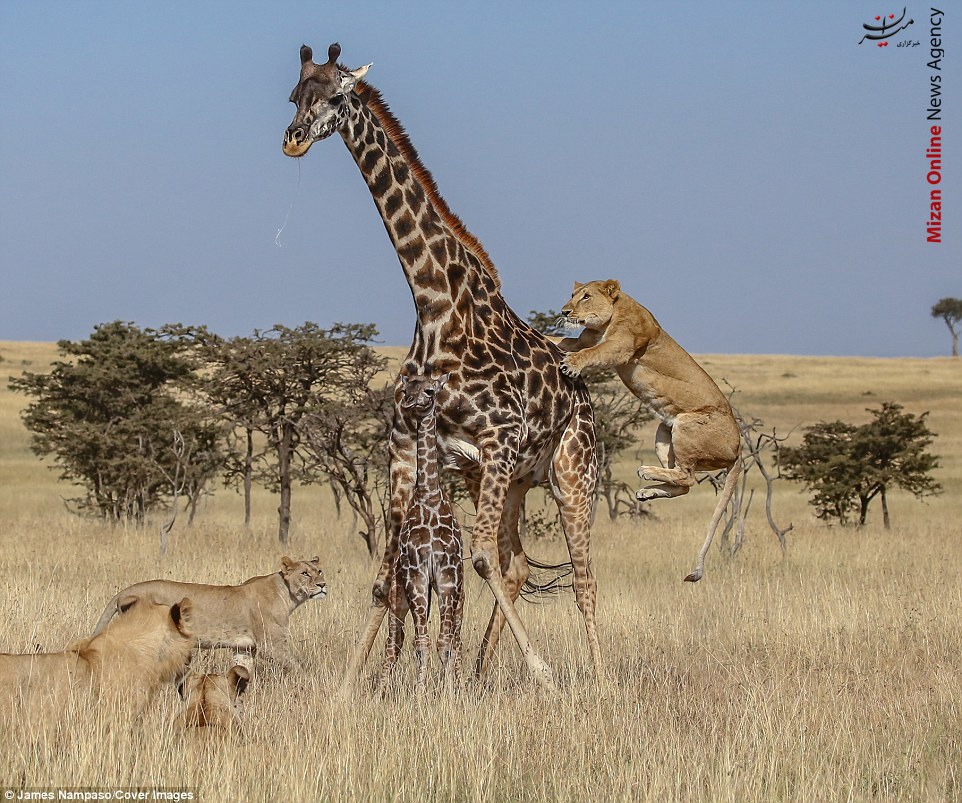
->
[[283, 125, 312, 157]]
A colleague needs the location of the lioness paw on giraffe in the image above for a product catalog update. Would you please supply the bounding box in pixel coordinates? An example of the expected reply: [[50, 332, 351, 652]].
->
[[557, 279, 742, 582]]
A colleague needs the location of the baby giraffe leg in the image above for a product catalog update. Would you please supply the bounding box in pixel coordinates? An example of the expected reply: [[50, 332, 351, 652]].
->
[[379, 571, 408, 690], [436, 563, 464, 693], [404, 570, 431, 694]]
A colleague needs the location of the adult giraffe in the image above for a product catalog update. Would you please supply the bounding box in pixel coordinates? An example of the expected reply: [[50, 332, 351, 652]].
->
[[283, 43, 599, 687]]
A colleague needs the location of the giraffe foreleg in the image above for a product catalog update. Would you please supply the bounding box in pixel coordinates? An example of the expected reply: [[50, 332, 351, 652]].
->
[[379, 568, 408, 692], [470, 447, 553, 688], [475, 477, 531, 679], [405, 566, 431, 694], [435, 560, 464, 693]]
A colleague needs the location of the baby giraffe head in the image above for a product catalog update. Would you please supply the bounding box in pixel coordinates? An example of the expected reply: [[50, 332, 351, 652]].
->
[[400, 373, 450, 415]]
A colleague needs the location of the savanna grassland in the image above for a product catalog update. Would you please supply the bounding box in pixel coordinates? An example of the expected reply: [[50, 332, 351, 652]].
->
[[0, 341, 960, 802]]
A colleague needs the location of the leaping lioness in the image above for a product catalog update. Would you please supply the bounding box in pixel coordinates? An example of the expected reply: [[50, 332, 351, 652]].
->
[[556, 279, 742, 582]]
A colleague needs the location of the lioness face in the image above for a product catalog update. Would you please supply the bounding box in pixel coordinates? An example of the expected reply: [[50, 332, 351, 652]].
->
[[562, 280, 621, 331], [280, 557, 327, 603]]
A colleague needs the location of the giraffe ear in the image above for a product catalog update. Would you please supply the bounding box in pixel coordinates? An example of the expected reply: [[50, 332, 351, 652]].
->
[[603, 280, 621, 299], [437, 373, 451, 388], [339, 62, 372, 93]]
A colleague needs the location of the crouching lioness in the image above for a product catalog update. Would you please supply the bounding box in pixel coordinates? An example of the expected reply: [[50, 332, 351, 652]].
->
[[0, 597, 196, 718], [180, 664, 251, 730], [92, 557, 327, 669]]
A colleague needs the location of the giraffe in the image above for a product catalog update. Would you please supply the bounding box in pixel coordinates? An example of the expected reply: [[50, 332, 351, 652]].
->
[[283, 43, 599, 688], [380, 373, 464, 693]]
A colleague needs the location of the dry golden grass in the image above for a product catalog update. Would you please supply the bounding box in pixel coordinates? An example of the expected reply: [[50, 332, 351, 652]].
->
[[1, 342, 960, 801]]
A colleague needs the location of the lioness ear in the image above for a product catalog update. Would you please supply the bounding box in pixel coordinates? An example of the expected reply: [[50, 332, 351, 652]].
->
[[572, 281, 585, 294], [311, 556, 321, 566], [171, 597, 195, 635], [280, 556, 296, 571], [228, 665, 252, 700], [117, 593, 141, 615], [603, 279, 621, 299]]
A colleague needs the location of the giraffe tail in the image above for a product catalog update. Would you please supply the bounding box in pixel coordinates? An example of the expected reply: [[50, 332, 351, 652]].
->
[[685, 453, 743, 583], [520, 556, 574, 601]]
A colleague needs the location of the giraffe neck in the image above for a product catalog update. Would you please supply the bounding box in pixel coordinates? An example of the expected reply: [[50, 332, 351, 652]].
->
[[414, 408, 442, 495], [339, 84, 500, 340]]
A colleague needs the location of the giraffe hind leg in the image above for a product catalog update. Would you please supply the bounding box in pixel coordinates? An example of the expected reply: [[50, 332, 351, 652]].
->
[[549, 392, 603, 676]]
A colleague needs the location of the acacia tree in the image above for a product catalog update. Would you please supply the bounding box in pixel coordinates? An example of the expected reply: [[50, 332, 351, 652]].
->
[[298, 380, 393, 557], [780, 402, 941, 528], [931, 297, 962, 357], [718, 387, 793, 558], [171, 322, 384, 544], [11, 321, 222, 523]]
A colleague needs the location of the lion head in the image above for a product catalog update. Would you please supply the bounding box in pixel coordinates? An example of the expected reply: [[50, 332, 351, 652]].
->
[[280, 557, 327, 604], [561, 279, 622, 331]]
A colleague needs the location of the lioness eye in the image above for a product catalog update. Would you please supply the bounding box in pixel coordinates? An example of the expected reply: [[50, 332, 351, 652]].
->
[[302, 571, 310, 578], [582, 293, 590, 300]]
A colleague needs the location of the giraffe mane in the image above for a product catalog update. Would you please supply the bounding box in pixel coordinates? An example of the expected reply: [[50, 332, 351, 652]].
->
[[354, 80, 502, 292]]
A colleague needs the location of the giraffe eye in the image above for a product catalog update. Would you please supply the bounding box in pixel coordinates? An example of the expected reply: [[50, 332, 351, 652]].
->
[[330, 93, 344, 104]]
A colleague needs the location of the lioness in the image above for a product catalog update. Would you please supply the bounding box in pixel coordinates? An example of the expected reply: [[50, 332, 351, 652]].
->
[[179, 664, 251, 729], [92, 557, 326, 669], [0, 596, 196, 718], [557, 279, 742, 582]]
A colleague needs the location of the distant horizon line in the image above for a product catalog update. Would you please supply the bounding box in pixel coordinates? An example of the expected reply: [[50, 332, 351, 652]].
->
[[0, 339, 953, 362]]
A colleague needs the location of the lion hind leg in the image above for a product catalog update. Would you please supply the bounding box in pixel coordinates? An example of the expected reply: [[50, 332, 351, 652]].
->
[[636, 463, 695, 498], [636, 480, 691, 501]]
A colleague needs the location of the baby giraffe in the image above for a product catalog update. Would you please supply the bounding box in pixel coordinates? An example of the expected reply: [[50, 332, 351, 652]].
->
[[381, 373, 464, 692]]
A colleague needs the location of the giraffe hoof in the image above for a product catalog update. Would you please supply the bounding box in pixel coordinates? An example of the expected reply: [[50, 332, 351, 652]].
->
[[471, 551, 494, 579], [371, 579, 391, 603], [529, 657, 556, 689]]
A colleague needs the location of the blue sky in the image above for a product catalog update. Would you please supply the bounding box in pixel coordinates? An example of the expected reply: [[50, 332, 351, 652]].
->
[[0, 1, 958, 356]]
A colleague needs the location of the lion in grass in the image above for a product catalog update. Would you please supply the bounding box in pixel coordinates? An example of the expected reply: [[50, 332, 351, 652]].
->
[[179, 664, 251, 730], [92, 557, 327, 669], [557, 279, 742, 582], [0, 597, 196, 719]]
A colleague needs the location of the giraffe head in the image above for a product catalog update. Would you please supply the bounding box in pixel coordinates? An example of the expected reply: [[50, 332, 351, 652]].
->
[[283, 43, 372, 157], [400, 373, 450, 415]]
